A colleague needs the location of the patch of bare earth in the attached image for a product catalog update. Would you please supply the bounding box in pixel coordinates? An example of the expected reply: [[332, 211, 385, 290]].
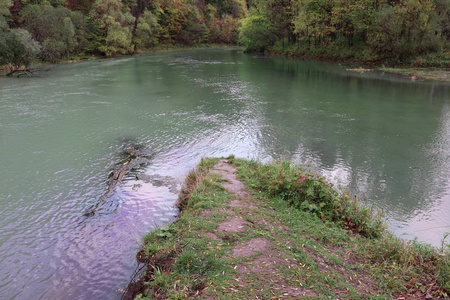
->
[[217, 217, 251, 233], [227, 199, 257, 209], [233, 238, 270, 257], [211, 160, 259, 235], [209, 161, 248, 198]]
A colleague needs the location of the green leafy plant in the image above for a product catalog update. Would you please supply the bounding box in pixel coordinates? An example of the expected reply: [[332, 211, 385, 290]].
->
[[155, 225, 174, 238]]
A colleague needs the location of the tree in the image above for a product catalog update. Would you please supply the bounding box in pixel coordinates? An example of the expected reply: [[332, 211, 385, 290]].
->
[[69, 10, 90, 54], [366, 0, 442, 61], [88, 0, 135, 56], [134, 9, 159, 49], [0, 23, 41, 75], [179, 4, 209, 45], [240, 7, 276, 51], [21, 5, 78, 61]]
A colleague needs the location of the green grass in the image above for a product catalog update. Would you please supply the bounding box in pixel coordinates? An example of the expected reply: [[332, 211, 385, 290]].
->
[[129, 157, 449, 299]]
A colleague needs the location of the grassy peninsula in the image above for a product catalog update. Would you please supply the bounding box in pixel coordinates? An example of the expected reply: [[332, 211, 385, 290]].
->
[[126, 157, 449, 299]]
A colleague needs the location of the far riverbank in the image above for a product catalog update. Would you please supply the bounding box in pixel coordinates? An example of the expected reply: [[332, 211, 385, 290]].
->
[[2, 45, 449, 82]]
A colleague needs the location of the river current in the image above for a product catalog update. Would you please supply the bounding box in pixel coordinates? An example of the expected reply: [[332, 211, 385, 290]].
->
[[1, 48, 449, 299]]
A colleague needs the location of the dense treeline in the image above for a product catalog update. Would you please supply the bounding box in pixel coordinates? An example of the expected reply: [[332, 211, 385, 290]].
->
[[1, 0, 449, 74], [240, 0, 449, 66], [0, 0, 246, 74]]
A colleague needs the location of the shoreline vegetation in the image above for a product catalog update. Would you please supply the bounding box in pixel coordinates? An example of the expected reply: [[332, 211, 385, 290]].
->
[[1, 0, 448, 80], [126, 157, 449, 299]]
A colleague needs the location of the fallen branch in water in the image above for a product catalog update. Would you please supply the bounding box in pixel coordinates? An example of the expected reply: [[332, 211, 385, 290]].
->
[[7, 68, 35, 77], [84, 146, 151, 216], [6, 65, 53, 77]]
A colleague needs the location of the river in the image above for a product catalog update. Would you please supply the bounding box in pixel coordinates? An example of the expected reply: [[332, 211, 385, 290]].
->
[[0, 48, 449, 299]]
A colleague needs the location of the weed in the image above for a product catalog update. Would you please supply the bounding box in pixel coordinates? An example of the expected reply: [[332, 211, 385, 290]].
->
[[233, 159, 386, 237], [155, 225, 174, 238], [441, 232, 450, 254], [145, 266, 171, 292]]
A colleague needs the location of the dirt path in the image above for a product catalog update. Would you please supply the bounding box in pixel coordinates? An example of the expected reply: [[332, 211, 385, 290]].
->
[[202, 160, 320, 298]]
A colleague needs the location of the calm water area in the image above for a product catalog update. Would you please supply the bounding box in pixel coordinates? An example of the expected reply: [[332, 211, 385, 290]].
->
[[1, 48, 449, 299]]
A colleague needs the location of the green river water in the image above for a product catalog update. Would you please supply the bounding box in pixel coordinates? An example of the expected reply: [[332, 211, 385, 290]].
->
[[0, 48, 449, 299]]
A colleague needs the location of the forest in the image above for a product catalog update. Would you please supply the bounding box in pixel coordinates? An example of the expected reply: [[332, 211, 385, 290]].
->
[[0, 0, 449, 74], [241, 0, 449, 66], [0, 0, 247, 74]]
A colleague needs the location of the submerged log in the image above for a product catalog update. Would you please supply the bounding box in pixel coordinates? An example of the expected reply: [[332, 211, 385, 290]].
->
[[84, 146, 151, 216]]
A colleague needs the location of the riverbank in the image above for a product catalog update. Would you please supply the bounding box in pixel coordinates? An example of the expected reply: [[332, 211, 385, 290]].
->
[[2, 45, 449, 82], [126, 157, 449, 299], [263, 50, 450, 82], [0, 44, 236, 77]]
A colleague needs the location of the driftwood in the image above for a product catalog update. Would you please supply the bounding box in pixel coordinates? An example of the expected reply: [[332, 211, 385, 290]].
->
[[84, 147, 151, 216], [6, 65, 53, 77], [6, 68, 35, 77]]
